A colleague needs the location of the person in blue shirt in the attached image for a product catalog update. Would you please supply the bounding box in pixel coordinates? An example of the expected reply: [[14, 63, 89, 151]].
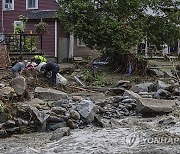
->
[[41, 61, 60, 86], [11, 60, 28, 77]]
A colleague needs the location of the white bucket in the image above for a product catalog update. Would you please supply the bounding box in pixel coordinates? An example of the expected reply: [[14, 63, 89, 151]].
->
[[56, 73, 67, 85]]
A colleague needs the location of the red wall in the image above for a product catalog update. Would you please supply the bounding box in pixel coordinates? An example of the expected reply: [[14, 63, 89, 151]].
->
[[0, 0, 59, 56]]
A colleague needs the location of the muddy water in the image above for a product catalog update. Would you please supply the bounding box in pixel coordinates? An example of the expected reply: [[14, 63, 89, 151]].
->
[[1, 117, 180, 154]]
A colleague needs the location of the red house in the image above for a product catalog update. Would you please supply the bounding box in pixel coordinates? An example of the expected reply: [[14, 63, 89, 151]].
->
[[0, 0, 99, 62]]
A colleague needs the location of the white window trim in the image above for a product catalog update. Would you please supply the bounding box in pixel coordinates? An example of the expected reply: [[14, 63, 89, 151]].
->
[[26, 0, 38, 10], [3, 0, 14, 11], [77, 38, 86, 47]]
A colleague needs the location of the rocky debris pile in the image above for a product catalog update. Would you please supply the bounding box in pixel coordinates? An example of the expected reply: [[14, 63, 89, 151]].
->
[[129, 80, 179, 100], [0, 70, 180, 140]]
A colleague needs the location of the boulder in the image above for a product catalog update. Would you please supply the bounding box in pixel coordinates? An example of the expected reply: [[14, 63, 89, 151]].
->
[[153, 89, 171, 99], [123, 90, 141, 100], [75, 100, 96, 123], [154, 80, 171, 91], [10, 76, 26, 95], [34, 87, 68, 100], [148, 68, 164, 77], [136, 98, 176, 113], [130, 82, 153, 93], [51, 107, 67, 115], [70, 110, 81, 120], [66, 119, 77, 129], [50, 127, 70, 141]]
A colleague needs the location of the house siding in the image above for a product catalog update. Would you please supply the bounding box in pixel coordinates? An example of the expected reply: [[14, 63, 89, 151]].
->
[[1, 0, 58, 56]]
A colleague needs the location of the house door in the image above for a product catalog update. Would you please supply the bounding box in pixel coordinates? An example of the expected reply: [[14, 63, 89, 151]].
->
[[58, 37, 70, 63]]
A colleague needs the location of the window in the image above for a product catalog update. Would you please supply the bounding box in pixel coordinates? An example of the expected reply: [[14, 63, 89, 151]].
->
[[26, 0, 38, 9], [3, 0, 14, 11], [77, 38, 86, 47]]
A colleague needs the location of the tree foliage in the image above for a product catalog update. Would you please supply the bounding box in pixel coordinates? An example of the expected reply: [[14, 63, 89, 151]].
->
[[57, 0, 180, 54]]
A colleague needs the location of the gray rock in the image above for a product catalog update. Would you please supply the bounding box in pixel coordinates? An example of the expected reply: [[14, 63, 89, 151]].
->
[[130, 82, 153, 93], [148, 68, 164, 77], [116, 80, 130, 87], [10, 76, 26, 95], [72, 96, 83, 101], [136, 98, 176, 113], [70, 110, 81, 120], [66, 119, 77, 129], [75, 100, 96, 123], [122, 98, 135, 104], [51, 107, 67, 115], [27, 98, 46, 106], [153, 89, 171, 99], [29, 106, 49, 125], [155, 80, 171, 91], [34, 87, 68, 101], [50, 127, 70, 141], [48, 122, 67, 131], [47, 116, 64, 123], [123, 90, 141, 100]]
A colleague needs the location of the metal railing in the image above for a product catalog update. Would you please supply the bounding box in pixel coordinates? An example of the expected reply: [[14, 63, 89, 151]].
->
[[2, 33, 43, 54]]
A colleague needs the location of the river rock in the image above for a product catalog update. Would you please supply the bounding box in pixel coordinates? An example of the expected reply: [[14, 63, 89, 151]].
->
[[123, 90, 141, 100], [130, 82, 153, 93], [154, 80, 171, 91], [70, 110, 81, 120], [72, 96, 83, 101], [51, 107, 67, 115], [153, 89, 171, 99], [136, 98, 176, 113], [148, 68, 164, 77], [10, 76, 26, 95], [34, 87, 68, 100], [75, 100, 96, 123], [48, 121, 67, 131], [66, 119, 77, 129], [50, 127, 70, 141]]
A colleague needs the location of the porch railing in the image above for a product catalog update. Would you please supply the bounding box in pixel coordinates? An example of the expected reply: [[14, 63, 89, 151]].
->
[[2, 33, 43, 54]]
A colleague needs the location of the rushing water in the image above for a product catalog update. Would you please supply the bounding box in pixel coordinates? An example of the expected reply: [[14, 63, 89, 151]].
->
[[1, 117, 180, 154]]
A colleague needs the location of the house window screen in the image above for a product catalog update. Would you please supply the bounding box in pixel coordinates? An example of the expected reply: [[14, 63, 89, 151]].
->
[[28, 0, 36, 8], [3, 0, 14, 10], [26, 0, 38, 9]]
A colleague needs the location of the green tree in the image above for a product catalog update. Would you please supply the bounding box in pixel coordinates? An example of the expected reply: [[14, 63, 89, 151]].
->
[[57, 0, 180, 74], [58, 0, 179, 52]]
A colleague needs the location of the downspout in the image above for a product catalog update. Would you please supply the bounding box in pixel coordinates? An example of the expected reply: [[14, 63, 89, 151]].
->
[[1, 0, 4, 33]]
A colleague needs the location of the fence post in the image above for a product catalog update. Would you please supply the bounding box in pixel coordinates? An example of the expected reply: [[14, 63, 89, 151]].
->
[[20, 33, 22, 53], [41, 34, 42, 51]]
